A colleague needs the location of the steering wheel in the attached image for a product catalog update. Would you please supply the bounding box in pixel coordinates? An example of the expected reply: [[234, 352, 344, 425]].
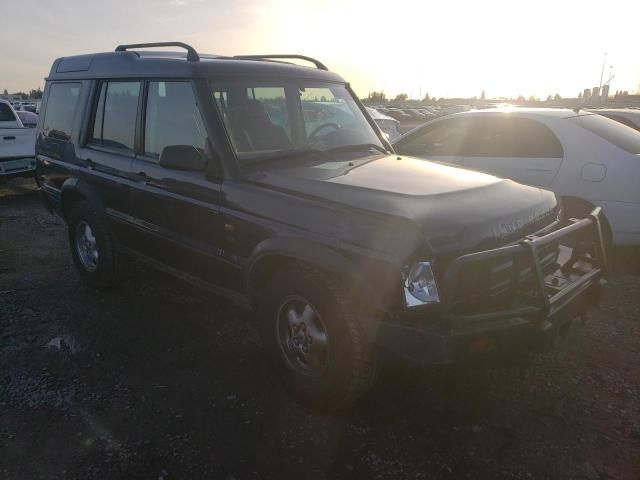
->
[[308, 122, 340, 139]]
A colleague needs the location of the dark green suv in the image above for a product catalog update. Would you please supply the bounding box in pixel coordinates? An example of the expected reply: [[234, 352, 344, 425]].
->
[[36, 42, 607, 410]]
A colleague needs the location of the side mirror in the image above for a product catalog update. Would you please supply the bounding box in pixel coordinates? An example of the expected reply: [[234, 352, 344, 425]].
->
[[159, 145, 207, 171]]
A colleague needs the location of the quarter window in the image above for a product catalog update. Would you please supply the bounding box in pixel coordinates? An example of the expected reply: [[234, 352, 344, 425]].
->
[[42, 83, 82, 141], [144, 81, 207, 158], [91, 81, 141, 152]]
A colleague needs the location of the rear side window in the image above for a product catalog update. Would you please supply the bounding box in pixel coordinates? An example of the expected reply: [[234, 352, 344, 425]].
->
[[569, 114, 640, 154], [464, 117, 563, 158], [91, 81, 141, 152], [42, 83, 82, 141], [144, 81, 206, 158], [0, 103, 16, 122]]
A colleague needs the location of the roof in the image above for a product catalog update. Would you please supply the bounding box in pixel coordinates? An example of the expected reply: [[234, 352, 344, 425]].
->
[[453, 107, 587, 119], [587, 108, 640, 115], [46, 50, 344, 83]]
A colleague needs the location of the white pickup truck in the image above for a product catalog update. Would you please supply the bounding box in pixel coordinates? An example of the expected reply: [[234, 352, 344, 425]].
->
[[0, 99, 36, 178]]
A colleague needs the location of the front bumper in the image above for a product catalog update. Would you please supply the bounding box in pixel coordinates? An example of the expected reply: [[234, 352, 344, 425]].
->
[[374, 208, 608, 365], [0, 157, 36, 177]]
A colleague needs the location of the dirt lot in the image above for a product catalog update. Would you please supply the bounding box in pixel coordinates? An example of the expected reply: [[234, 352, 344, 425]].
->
[[1, 178, 639, 480]]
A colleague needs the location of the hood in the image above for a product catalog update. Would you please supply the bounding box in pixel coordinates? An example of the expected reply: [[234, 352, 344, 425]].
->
[[249, 155, 559, 255]]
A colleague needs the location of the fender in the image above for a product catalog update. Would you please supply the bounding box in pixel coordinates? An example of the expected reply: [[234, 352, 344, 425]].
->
[[244, 236, 384, 311], [60, 177, 105, 217]]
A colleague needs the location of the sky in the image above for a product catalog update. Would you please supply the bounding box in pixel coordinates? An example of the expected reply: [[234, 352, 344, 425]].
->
[[1, 0, 639, 99]]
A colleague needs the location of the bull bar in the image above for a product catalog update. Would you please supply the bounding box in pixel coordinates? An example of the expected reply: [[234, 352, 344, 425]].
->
[[441, 207, 607, 328]]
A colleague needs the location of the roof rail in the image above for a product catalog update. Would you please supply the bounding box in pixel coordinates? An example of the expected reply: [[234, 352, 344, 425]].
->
[[115, 42, 200, 62], [233, 54, 328, 71]]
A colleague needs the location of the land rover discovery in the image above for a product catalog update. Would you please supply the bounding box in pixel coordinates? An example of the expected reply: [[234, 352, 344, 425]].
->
[[36, 42, 607, 410]]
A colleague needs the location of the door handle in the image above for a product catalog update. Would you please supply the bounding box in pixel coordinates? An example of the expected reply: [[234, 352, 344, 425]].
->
[[134, 171, 151, 185], [3, 136, 16, 140]]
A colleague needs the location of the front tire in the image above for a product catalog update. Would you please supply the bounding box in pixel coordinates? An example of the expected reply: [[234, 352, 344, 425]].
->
[[259, 265, 376, 411], [67, 200, 125, 289]]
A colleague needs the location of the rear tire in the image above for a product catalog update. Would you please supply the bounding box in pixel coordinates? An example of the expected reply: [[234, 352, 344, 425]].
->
[[258, 265, 377, 411], [67, 200, 125, 289]]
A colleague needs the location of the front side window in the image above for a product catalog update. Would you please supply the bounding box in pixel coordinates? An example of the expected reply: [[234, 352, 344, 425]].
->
[[42, 82, 82, 141], [212, 81, 383, 163], [144, 81, 207, 158], [91, 81, 140, 152], [247, 86, 291, 140], [397, 118, 471, 156]]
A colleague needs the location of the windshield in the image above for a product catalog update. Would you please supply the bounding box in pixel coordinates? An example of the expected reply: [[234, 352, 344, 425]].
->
[[210, 81, 385, 163]]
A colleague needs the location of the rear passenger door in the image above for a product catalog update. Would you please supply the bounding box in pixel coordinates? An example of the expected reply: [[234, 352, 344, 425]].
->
[[82, 81, 141, 244], [460, 117, 564, 187], [127, 81, 229, 288]]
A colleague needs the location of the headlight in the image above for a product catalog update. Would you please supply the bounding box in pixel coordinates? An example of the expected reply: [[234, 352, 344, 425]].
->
[[403, 261, 440, 307]]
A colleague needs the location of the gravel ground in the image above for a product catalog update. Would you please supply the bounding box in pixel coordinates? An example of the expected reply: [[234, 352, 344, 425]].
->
[[1, 178, 639, 480]]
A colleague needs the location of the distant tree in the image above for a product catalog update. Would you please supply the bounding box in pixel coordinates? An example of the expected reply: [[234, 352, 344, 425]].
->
[[553, 93, 562, 101], [29, 88, 43, 99], [480, 90, 485, 101], [546, 95, 553, 102], [578, 91, 583, 99], [528, 95, 539, 102], [516, 95, 525, 102], [2, 89, 7, 96], [365, 91, 387, 103], [394, 93, 408, 102], [422, 93, 430, 103]]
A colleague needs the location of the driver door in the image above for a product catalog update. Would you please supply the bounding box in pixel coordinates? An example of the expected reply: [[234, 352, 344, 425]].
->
[[393, 117, 471, 166]]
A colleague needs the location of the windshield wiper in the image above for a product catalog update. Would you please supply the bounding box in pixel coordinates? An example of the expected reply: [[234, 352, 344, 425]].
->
[[243, 147, 334, 164], [327, 143, 389, 155]]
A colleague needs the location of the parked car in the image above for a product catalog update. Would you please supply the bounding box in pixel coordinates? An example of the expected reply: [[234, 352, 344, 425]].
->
[[22, 102, 38, 113], [394, 108, 640, 246], [384, 109, 412, 122], [366, 107, 401, 140], [16, 110, 39, 128], [589, 108, 640, 132], [0, 99, 36, 178], [37, 43, 605, 410]]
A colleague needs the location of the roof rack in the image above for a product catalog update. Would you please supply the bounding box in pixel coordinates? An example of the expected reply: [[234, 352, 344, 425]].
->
[[233, 54, 328, 71], [115, 42, 200, 62]]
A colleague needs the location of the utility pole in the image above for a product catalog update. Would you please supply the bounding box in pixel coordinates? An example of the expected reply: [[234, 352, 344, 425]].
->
[[599, 52, 607, 90]]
